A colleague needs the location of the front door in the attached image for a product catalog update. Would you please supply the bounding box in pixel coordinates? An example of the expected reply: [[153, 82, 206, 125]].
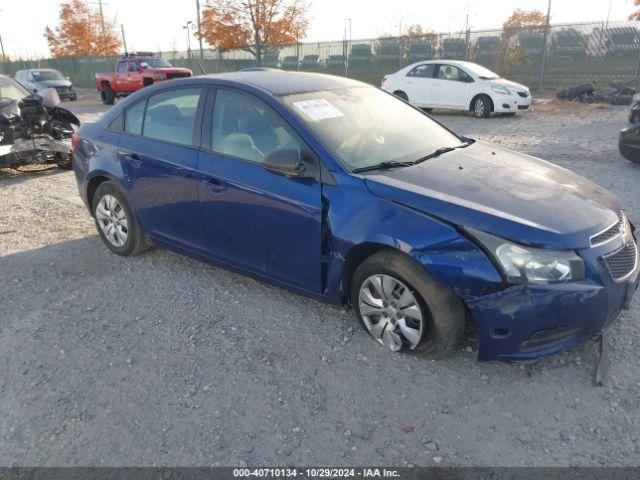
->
[[197, 87, 323, 293], [119, 86, 205, 248]]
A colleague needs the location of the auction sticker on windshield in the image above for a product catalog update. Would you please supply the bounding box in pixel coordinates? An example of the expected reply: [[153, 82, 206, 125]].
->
[[292, 99, 344, 121]]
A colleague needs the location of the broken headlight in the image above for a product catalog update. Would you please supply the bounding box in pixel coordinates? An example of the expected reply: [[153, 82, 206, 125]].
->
[[467, 228, 585, 284]]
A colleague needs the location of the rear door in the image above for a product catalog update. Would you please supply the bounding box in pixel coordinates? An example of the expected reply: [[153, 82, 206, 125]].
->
[[402, 63, 436, 107], [431, 64, 473, 108], [196, 87, 323, 293], [118, 86, 206, 248]]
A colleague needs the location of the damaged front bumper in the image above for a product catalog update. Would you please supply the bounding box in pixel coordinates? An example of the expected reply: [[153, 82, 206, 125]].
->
[[466, 242, 639, 362], [0, 136, 72, 168]]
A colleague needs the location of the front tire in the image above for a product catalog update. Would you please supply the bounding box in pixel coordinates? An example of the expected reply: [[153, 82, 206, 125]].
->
[[472, 94, 493, 118], [92, 181, 149, 256], [351, 249, 464, 357]]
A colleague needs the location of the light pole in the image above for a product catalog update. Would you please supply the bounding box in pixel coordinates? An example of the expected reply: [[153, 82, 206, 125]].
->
[[539, 0, 552, 89], [183, 20, 193, 59]]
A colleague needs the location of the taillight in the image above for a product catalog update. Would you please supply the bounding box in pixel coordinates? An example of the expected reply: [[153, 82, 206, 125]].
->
[[71, 133, 80, 152], [381, 75, 388, 86]]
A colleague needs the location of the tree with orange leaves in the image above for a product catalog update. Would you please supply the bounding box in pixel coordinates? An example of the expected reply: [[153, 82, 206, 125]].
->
[[502, 8, 548, 41], [630, 0, 640, 20], [198, 0, 310, 65], [44, 0, 121, 58]]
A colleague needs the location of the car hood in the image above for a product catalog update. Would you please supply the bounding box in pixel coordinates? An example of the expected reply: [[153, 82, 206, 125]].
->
[[489, 78, 527, 92], [363, 142, 620, 250], [36, 80, 72, 88]]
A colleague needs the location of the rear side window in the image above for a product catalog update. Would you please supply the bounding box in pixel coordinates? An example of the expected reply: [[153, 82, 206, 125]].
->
[[407, 64, 435, 78], [210, 89, 301, 164], [125, 100, 145, 135], [109, 113, 124, 131], [142, 88, 202, 146]]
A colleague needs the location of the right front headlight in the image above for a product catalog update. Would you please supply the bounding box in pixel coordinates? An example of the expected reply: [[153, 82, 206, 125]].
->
[[467, 228, 585, 284]]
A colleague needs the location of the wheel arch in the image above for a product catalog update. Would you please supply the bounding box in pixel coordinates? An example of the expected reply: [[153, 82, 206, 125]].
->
[[340, 241, 413, 305], [86, 173, 116, 215], [469, 92, 494, 112]]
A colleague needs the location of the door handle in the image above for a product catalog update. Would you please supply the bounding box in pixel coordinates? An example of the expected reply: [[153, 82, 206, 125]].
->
[[118, 150, 142, 168], [201, 175, 226, 192]]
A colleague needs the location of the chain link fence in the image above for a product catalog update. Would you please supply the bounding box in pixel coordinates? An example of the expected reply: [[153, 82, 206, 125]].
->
[[2, 20, 640, 91]]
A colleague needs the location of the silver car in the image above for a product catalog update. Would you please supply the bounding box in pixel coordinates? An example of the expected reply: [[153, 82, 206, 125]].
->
[[14, 68, 77, 101]]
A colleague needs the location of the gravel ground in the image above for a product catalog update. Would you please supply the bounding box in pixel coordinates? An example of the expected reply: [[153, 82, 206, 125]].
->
[[1, 91, 639, 467]]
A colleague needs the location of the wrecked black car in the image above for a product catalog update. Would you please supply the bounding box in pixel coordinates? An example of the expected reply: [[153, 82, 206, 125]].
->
[[0, 74, 80, 169], [619, 94, 640, 163]]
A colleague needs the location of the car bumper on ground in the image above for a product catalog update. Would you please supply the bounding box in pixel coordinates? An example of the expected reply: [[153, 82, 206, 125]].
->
[[493, 94, 531, 113], [466, 240, 639, 362]]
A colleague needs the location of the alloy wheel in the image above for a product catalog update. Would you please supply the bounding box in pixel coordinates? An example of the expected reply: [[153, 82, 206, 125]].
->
[[358, 274, 424, 352], [95, 194, 128, 247], [474, 98, 485, 117]]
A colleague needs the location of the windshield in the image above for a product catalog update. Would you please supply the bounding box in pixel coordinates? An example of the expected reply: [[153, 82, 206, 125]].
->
[[612, 33, 637, 44], [32, 70, 65, 82], [283, 86, 462, 171], [139, 58, 174, 68], [462, 63, 500, 80], [0, 76, 29, 104]]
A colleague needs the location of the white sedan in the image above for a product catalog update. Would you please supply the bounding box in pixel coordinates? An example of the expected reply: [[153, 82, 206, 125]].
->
[[381, 60, 531, 118]]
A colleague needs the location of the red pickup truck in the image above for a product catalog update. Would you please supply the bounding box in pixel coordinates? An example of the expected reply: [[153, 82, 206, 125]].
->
[[95, 53, 192, 105]]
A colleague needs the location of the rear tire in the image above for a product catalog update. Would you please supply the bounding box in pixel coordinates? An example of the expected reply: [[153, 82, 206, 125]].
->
[[92, 181, 149, 256], [101, 85, 115, 105], [393, 90, 409, 101], [472, 94, 493, 118], [351, 249, 465, 358]]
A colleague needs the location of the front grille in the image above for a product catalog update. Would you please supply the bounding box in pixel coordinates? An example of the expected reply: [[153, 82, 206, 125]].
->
[[517, 91, 528, 98], [601, 241, 638, 281], [591, 214, 624, 246], [54, 86, 69, 93], [517, 105, 529, 110], [166, 72, 191, 80]]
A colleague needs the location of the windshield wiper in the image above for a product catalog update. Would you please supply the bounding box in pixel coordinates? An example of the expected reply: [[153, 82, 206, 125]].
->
[[413, 141, 473, 165], [353, 140, 474, 173], [352, 160, 415, 173]]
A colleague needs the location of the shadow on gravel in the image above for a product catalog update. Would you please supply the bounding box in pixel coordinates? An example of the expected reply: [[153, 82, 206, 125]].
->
[[0, 235, 621, 466], [0, 165, 66, 184]]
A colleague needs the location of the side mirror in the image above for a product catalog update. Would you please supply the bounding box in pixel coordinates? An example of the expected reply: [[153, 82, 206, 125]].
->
[[138, 67, 144, 74], [263, 148, 305, 177]]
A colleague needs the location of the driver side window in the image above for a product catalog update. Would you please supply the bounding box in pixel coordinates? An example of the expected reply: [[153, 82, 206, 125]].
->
[[210, 89, 301, 164]]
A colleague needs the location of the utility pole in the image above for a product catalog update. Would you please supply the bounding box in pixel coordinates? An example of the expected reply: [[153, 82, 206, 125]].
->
[[91, 0, 107, 34], [195, 0, 204, 60], [121, 24, 128, 54], [539, 0, 552, 90], [0, 33, 6, 63]]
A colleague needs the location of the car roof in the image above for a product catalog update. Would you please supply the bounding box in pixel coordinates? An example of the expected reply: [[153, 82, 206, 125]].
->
[[203, 70, 365, 96], [404, 59, 476, 69]]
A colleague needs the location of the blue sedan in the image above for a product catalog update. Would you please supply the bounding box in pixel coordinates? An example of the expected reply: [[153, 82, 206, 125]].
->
[[72, 71, 639, 362]]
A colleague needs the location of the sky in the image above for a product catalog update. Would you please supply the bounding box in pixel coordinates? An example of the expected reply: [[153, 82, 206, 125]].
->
[[0, 0, 636, 58]]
